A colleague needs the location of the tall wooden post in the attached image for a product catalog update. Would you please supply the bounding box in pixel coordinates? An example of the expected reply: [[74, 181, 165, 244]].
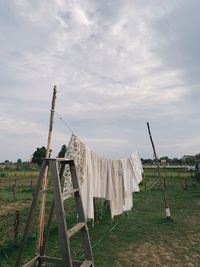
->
[[14, 210, 20, 243], [147, 122, 171, 219], [36, 86, 57, 253]]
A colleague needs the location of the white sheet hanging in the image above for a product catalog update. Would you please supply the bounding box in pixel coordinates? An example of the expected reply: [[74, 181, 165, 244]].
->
[[63, 134, 143, 220]]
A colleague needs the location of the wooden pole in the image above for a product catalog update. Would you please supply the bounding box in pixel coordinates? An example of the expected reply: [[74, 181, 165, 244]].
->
[[184, 178, 188, 190], [36, 86, 57, 254], [12, 184, 16, 201], [147, 122, 171, 219], [38, 163, 66, 267], [14, 210, 20, 243], [15, 161, 47, 267]]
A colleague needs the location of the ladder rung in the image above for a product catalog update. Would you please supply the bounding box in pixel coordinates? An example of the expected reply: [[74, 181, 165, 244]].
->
[[72, 260, 92, 267], [62, 189, 79, 200], [67, 222, 86, 238], [55, 157, 72, 162], [39, 256, 63, 264], [40, 187, 53, 193], [43, 158, 74, 165], [80, 260, 93, 267], [22, 256, 38, 267]]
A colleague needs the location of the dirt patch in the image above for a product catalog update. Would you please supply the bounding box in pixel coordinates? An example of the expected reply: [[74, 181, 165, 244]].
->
[[184, 215, 199, 226], [0, 201, 31, 216], [114, 240, 200, 267], [196, 200, 200, 206]]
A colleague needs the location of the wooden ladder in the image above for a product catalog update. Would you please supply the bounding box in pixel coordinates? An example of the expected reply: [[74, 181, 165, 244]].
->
[[15, 158, 94, 267]]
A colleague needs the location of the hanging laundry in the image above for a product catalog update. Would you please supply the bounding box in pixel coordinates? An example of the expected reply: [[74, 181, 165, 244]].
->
[[63, 134, 143, 220]]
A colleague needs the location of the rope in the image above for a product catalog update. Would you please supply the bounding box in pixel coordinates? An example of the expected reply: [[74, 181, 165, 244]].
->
[[147, 178, 160, 191], [55, 111, 74, 134], [79, 222, 119, 260]]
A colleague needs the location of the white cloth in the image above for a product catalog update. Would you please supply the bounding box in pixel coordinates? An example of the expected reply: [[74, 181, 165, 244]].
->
[[121, 158, 135, 212], [63, 134, 143, 220]]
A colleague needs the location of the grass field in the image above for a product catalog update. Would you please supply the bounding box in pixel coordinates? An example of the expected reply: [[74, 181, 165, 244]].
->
[[0, 167, 200, 266]]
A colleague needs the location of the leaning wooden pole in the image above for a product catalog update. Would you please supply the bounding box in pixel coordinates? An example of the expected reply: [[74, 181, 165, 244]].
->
[[15, 161, 47, 267], [36, 86, 57, 253], [147, 122, 171, 219]]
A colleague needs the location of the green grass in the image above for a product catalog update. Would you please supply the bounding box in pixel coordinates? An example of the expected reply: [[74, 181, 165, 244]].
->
[[1, 168, 200, 266]]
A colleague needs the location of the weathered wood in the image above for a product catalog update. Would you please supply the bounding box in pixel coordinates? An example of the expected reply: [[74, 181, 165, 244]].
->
[[17, 158, 94, 267], [22, 256, 38, 267], [38, 163, 66, 263], [147, 122, 171, 219], [36, 201, 55, 267], [93, 198, 97, 223], [68, 222, 86, 238], [37, 86, 57, 253], [62, 189, 79, 200], [50, 160, 72, 267], [80, 260, 93, 267], [69, 162, 94, 264], [72, 260, 92, 267], [12, 184, 16, 201], [40, 187, 53, 193], [39, 256, 63, 264], [15, 161, 46, 267], [14, 210, 20, 243]]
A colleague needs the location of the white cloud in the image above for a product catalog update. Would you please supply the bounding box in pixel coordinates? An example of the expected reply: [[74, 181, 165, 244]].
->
[[0, 0, 200, 161]]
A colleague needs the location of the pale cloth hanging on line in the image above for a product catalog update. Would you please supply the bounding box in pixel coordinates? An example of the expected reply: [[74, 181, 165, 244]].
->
[[63, 134, 143, 219]]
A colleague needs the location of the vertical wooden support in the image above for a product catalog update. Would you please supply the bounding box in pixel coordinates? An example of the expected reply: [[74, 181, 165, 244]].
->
[[12, 184, 16, 201], [147, 122, 171, 219], [70, 162, 94, 263], [15, 161, 46, 267], [36, 86, 57, 254], [184, 178, 188, 190], [14, 210, 20, 243], [49, 160, 72, 267], [163, 177, 166, 189], [15, 158, 94, 267], [38, 163, 66, 266], [93, 198, 97, 223]]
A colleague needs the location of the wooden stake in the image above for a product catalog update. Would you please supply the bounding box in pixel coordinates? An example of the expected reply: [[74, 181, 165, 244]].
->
[[12, 184, 16, 201], [14, 210, 20, 243], [144, 181, 147, 191], [147, 122, 171, 219], [36, 86, 57, 254], [184, 178, 188, 190]]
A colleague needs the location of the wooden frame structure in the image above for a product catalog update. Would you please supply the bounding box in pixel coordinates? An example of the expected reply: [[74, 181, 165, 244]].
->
[[15, 158, 94, 267]]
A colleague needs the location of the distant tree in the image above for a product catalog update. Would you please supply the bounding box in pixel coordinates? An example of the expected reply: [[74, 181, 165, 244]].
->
[[17, 159, 22, 165], [195, 154, 200, 160], [32, 146, 46, 166], [58, 145, 67, 158], [141, 158, 153, 164], [171, 158, 182, 164], [4, 160, 10, 164]]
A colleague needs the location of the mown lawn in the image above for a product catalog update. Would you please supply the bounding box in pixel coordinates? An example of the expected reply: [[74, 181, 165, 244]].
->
[[0, 168, 200, 266]]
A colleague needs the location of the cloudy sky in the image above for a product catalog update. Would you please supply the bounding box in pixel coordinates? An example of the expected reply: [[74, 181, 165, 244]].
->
[[0, 0, 200, 162]]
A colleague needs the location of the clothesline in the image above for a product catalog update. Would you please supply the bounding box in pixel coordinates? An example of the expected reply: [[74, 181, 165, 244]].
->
[[55, 111, 74, 134], [63, 134, 143, 220]]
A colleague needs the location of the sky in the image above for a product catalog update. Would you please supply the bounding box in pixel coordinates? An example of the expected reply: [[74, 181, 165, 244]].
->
[[0, 0, 200, 162]]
